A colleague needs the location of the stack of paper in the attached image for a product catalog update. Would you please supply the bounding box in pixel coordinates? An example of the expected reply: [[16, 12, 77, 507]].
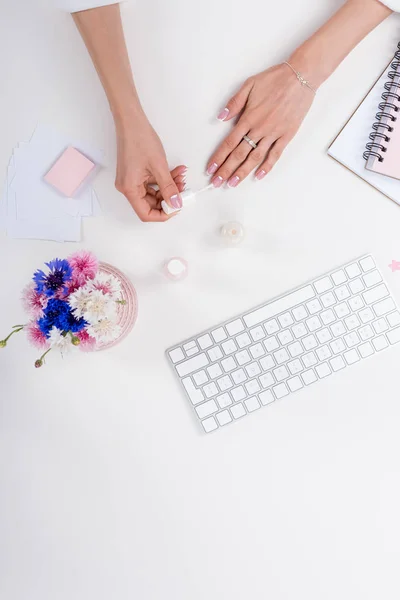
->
[[0, 124, 103, 242]]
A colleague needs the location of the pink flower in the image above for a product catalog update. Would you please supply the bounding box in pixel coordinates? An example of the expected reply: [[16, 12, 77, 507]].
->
[[77, 329, 96, 352], [26, 321, 50, 350], [68, 251, 99, 285], [21, 283, 48, 318]]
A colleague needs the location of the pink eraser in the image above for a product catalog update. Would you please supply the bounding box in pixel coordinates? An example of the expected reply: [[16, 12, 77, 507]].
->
[[44, 146, 96, 197]]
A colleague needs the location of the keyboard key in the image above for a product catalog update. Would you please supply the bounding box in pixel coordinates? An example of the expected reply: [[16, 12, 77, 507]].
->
[[231, 368, 247, 384], [349, 296, 364, 311], [259, 390, 274, 405], [387, 311, 400, 327], [216, 410, 232, 426], [245, 362, 261, 378], [363, 284, 388, 305], [288, 376, 303, 392], [260, 355, 275, 370], [288, 358, 304, 374], [196, 399, 218, 419], [274, 348, 290, 364], [316, 345, 332, 361], [217, 375, 233, 391], [169, 347, 184, 363], [273, 365, 289, 382], [236, 333, 251, 348], [211, 327, 227, 343], [301, 369, 317, 385], [183, 340, 197, 352], [221, 357, 236, 372], [235, 350, 251, 366], [193, 370, 209, 386], [359, 308, 374, 324], [330, 321, 346, 337], [334, 302, 350, 318], [278, 329, 294, 345], [231, 403, 246, 419], [208, 346, 223, 362], [292, 323, 308, 338], [249, 343, 265, 359], [222, 339, 238, 355], [226, 319, 245, 336], [387, 326, 400, 345], [273, 383, 289, 399], [332, 270, 347, 285], [335, 285, 350, 301], [344, 349, 360, 365], [321, 291, 336, 308], [360, 256, 375, 272], [301, 352, 317, 368], [244, 285, 315, 328], [264, 336, 280, 352], [349, 278, 365, 294], [246, 379, 261, 394], [344, 332, 360, 348], [306, 316, 322, 332], [330, 339, 345, 354], [185, 347, 199, 357], [245, 396, 261, 412], [264, 319, 279, 335], [372, 335, 388, 351], [373, 318, 388, 334], [176, 353, 209, 377], [344, 315, 360, 331], [217, 393, 233, 408], [320, 309, 335, 325], [278, 312, 294, 328], [359, 342, 374, 358], [345, 263, 361, 278], [358, 325, 373, 341], [288, 341, 303, 357], [202, 416, 218, 433], [363, 270, 382, 288], [303, 334, 318, 350], [316, 362, 332, 378], [314, 276, 333, 294], [207, 364, 223, 379], [250, 326, 265, 341], [330, 356, 345, 372], [231, 386, 246, 402], [203, 382, 218, 398], [373, 297, 395, 318], [316, 328, 332, 344], [198, 334, 213, 349], [259, 372, 275, 388], [292, 305, 308, 321], [306, 299, 323, 315], [182, 377, 205, 405]]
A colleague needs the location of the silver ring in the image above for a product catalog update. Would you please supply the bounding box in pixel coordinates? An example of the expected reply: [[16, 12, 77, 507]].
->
[[243, 135, 258, 150]]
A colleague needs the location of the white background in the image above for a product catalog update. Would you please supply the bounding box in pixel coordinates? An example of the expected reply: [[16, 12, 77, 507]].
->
[[2, 1, 400, 598]]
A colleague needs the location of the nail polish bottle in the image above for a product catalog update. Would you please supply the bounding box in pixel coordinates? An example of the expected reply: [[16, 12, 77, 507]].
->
[[220, 221, 245, 246], [164, 257, 188, 281]]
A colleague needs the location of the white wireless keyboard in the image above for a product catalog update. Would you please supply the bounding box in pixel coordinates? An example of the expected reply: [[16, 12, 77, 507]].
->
[[166, 256, 400, 433]]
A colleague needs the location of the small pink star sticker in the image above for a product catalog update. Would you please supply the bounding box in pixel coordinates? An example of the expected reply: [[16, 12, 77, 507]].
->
[[389, 260, 400, 272]]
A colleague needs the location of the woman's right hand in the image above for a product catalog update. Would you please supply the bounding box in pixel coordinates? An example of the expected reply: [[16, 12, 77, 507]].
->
[[115, 113, 186, 222]]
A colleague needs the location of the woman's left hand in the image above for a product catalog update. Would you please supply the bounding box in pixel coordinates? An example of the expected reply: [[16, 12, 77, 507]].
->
[[206, 63, 315, 187]]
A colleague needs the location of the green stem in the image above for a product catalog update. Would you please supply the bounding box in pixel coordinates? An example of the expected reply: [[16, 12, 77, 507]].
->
[[12, 324, 25, 328], [39, 348, 52, 362], [2, 327, 24, 343]]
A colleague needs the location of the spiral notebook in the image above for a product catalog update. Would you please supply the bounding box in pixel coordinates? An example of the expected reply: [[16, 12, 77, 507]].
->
[[328, 42, 400, 205]]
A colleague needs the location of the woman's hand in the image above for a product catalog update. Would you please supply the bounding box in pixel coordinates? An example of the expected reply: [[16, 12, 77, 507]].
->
[[115, 113, 186, 222], [206, 63, 314, 187]]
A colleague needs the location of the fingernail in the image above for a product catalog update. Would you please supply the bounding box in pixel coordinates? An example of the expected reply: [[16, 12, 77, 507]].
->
[[256, 170, 267, 180], [170, 194, 182, 209], [227, 176, 240, 188], [207, 162, 218, 175], [212, 176, 224, 188], [217, 108, 229, 121]]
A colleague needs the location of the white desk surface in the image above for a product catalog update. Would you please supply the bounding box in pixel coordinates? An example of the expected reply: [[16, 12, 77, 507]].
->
[[2, 1, 400, 598]]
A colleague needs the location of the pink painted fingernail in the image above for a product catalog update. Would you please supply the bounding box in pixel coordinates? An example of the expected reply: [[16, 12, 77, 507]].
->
[[227, 176, 240, 188], [256, 170, 267, 180], [212, 176, 224, 188], [170, 194, 182, 209], [217, 108, 230, 121], [207, 162, 218, 175]]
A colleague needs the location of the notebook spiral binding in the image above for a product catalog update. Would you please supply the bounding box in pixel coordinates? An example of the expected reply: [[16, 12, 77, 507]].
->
[[363, 42, 400, 163]]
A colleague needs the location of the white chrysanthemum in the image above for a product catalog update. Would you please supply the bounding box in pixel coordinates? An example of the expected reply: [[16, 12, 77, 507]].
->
[[48, 327, 73, 353], [83, 289, 117, 324], [86, 318, 121, 343], [68, 286, 91, 318], [87, 272, 122, 299]]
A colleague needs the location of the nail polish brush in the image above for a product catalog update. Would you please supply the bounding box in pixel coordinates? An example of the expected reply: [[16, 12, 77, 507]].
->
[[161, 183, 214, 215]]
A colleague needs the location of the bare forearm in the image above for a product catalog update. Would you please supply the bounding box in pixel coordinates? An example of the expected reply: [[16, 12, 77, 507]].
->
[[289, 0, 392, 88], [73, 4, 142, 127]]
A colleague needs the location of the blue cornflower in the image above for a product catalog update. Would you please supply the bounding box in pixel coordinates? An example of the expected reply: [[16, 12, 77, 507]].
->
[[37, 298, 87, 337], [33, 259, 73, 297]]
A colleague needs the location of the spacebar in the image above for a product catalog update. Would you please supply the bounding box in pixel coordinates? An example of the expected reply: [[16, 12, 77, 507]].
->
[[244, 285, 315, 328]]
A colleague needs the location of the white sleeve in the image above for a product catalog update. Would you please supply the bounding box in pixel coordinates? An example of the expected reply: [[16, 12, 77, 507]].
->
[[379, 0, 400, 10], [58, 0, 120, 12]]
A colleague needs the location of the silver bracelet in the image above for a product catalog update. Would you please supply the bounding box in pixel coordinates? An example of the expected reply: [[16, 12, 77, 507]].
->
[[283, 61, 317, 95]]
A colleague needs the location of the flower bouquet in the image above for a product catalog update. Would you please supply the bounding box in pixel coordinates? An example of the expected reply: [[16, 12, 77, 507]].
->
[[1, 252, 137, 367]]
